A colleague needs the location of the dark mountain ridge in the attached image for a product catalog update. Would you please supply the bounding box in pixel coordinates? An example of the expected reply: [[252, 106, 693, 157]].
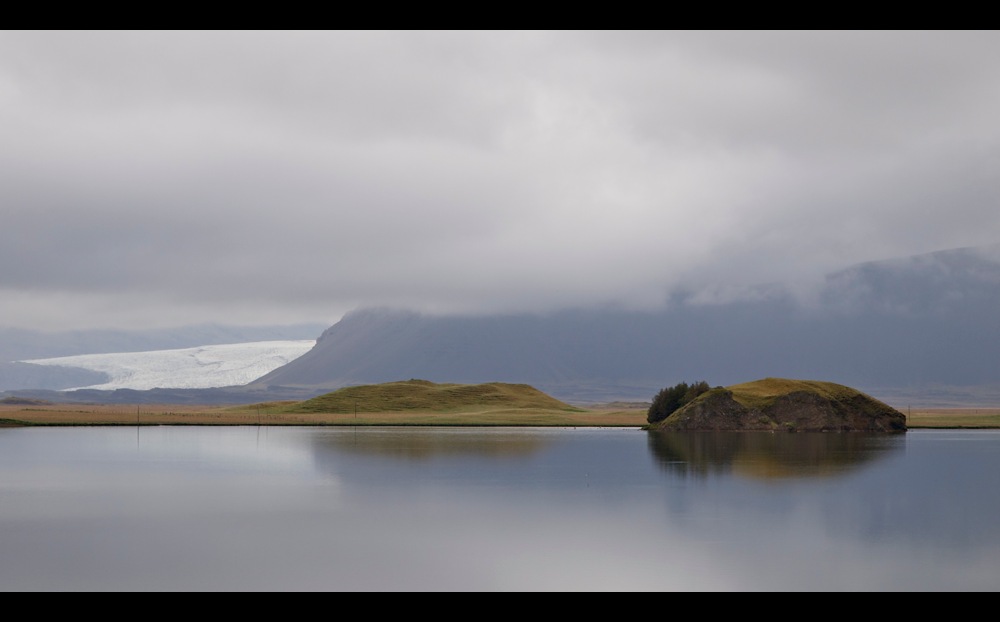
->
[[5, 245, 999, 406], [250, 244, 1000, 405]]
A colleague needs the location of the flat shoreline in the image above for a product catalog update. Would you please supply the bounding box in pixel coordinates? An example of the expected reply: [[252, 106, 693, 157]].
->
[[0, 403, 649, 427], [2, 404, 999, 428]]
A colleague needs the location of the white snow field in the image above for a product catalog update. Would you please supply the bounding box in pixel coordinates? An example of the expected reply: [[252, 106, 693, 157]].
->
[[22, 340, 316, 391]]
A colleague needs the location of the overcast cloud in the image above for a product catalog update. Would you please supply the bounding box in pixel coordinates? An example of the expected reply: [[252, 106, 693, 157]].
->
[[2, 30, 998, 330]]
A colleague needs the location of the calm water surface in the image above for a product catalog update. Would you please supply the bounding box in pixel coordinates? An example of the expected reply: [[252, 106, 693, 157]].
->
[[1, 426, 998, 591]]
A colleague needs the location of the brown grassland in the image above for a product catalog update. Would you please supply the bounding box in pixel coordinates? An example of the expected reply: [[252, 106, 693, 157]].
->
[[0, 402, 647, 427], [2, 403, 999, 428]]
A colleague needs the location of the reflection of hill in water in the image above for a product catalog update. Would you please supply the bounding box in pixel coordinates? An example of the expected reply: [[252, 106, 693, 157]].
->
[[648, 431, 902, 480], [312, 427, 551, 461]]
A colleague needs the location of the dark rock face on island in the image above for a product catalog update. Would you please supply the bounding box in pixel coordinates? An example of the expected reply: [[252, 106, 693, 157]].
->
[[649, 378, 907, 432]]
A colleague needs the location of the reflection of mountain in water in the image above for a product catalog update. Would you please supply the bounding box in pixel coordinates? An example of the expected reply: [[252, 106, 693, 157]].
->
[[648, 431, 902, 481], [312, 427, 552, 461]]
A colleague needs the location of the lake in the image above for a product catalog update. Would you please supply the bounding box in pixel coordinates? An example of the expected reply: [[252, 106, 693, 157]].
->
[[1, 426, 998, 591]]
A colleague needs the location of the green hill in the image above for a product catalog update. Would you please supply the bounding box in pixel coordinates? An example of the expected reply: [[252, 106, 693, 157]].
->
[[649, 377, 907, 432], [280, 379, 584, 414], [726, 378, 867, 410]]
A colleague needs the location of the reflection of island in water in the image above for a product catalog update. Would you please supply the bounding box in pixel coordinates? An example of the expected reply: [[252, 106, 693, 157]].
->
[[312, 427, 553, 461], [648, 431, 903, 480]]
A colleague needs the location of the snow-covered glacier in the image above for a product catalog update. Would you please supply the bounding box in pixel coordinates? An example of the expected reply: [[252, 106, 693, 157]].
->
[[22, 340, 316, 391]]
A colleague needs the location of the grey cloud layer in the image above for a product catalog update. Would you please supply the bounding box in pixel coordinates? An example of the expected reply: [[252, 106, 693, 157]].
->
[[2, 30, 998, 329]]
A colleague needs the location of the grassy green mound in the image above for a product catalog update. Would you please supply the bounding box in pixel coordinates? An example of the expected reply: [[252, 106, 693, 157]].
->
[[726, 378, 865, 410], [279, 379, 585, 414]]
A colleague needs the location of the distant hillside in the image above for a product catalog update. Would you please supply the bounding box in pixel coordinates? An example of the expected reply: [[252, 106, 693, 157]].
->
[[281, 379, 581, 414], [250, 244, 1000, 406], [0, 396, 53, 406], [8, 244, 999, 407], [0, 361, 109, 391], [820, 243, 1000, 316]]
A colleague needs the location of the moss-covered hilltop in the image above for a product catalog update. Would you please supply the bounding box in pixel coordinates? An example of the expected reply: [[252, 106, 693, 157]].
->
[[281, 379, 584, 414], [648, 378, 907, 432]]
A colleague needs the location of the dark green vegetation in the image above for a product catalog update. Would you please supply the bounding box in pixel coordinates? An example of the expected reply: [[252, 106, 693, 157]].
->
[[279, 379, 586, 414], [648, 377, 908, 432], [647, 380, 710, 424]]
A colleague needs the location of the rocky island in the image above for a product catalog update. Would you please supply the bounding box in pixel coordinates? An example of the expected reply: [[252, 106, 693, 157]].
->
[[648, 378, 907, 432]]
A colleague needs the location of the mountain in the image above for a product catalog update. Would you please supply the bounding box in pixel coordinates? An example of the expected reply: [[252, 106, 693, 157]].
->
[[820, 243, 1000, 316], [5, 245, 998, 406], [251, 245, 1000, 406]]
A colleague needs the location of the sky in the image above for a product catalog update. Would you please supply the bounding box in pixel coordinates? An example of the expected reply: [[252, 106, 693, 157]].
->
[[2, 30, 999, 331]]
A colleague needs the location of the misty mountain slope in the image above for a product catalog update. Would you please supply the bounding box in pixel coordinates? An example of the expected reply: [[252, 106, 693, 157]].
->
[[251, 245, 1000, 403], [820, 243, 1000, 316], [251, 307, 676, 393], [5, 244, 996, 404]]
